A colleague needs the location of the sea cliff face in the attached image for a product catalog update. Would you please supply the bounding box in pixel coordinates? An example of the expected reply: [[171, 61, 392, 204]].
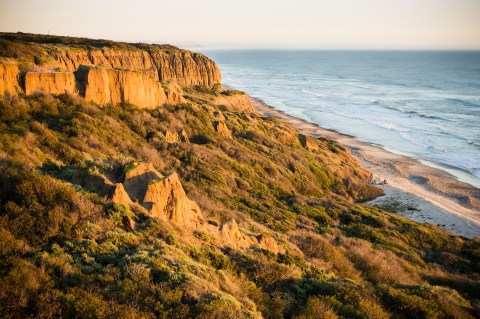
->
[[45, 48, 221, 87], [0, 32, 221, 107], [77, 65, 168, 108], [0, 59, 20, 95], [24, 71, 76, 95]]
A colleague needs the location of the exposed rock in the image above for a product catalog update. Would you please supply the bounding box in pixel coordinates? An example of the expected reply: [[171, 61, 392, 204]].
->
[[256, 234, 285, 254], [77, 65, 168, 109], [214, 121, 232, 138], [148, 50, 221, 87], [0, 59, 20, 95], [142, 172, 204, 227], [220, 219, 255, 249], [165, 130, 181, 143], [24, 71, 76, 95], [1, 35, 222, 106], [215, 218, 284, 254], [123, 162, 163, 201], [163, 129, 189, 143], [110, 183, 133, 205], [3, 40, 221, 87]]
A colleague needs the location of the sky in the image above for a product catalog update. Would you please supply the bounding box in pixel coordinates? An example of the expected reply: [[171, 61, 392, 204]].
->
[[1, 0, 479, 49]]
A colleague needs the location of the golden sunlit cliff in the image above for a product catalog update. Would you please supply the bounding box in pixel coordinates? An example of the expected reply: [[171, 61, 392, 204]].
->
[[0, 32, 221, 107]]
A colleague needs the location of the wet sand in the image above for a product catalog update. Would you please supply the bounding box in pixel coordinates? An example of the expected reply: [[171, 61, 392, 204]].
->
[[249, 96, 480, 238]]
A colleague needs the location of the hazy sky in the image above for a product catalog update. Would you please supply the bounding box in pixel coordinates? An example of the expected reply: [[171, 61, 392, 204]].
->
[[1, 0, 479, 49]]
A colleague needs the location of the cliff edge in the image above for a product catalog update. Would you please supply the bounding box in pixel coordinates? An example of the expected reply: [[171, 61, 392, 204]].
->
[[0, 32, 221, 108]]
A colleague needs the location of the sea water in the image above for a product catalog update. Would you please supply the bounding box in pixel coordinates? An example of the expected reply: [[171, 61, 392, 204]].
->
[[205, 50, 480, 188]]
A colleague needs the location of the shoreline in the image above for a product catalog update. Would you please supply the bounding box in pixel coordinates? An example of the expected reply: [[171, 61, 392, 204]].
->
[[248, 96, 480, 238]]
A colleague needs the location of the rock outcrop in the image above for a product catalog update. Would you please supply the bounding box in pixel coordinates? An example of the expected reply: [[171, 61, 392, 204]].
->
[[0, 59, 20, 95], [0, 33, 221, 106], [142, 172, 204, 227], [24, 71, 76, 95], [123, 162, 163, 201], [120, 162, 204, 227], [214, 121, 232, 138], [110, 183, 133, 205], [46, 48, 221, 87], [69, 161, 204, 227], [164, 129, 189, 143], [179, 129, 189, 143], [165, 131, 181, 143], [77, 65, 168, 108], [217, 218, 284, 254]]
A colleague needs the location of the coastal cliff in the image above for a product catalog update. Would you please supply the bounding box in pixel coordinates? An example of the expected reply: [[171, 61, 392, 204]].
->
[[0, 59, 20, 95], [77, 65, 168, 108], [0, 32, 221, 107], [24, 71, 76, 95], [1, 34, 479, 319]]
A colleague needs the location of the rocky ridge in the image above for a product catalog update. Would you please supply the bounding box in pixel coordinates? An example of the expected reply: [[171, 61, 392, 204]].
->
[[70, 161, 283, 253]]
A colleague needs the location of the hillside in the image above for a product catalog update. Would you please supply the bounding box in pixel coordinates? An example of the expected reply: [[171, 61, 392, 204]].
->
[[0, 34, 479, 319]]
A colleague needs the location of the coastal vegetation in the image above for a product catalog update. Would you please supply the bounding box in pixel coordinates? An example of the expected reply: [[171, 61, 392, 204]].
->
[[0, 34, 479, 318]]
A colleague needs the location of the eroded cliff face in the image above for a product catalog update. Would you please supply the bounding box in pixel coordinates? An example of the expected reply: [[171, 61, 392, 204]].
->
[[24, 71, 76, 95], [0, 59, 20, 95], [46, 48, 220, 87], [78, 66, 168, 108], [0, 33, 222, 108]]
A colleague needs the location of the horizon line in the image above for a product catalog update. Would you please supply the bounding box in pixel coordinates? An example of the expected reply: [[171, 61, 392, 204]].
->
[[2, 31, 480, 52]]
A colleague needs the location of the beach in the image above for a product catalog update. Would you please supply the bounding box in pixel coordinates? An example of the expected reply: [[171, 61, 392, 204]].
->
[[250, 96, 480, 238]]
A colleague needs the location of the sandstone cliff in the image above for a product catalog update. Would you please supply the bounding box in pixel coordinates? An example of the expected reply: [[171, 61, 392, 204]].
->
[[44, 48, 220, 87], [24, 71, 76, 95], [0, 59, 20, 95], [111, 183, 133, 205], [163, 82, 185, 105], [123, 162, 163, 201], [0, 33, 221, 109], [77, 65, 168, 108]]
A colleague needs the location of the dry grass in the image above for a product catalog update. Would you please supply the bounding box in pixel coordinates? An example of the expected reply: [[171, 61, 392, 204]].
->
[[342, 237, 420, 285]]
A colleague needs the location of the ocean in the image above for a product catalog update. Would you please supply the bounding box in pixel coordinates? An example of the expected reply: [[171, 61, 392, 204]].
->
[[205, 50, 480, 188]]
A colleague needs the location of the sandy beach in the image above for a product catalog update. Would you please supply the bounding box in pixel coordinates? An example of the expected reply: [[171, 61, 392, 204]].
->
[[249, 96, 480, 238]]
